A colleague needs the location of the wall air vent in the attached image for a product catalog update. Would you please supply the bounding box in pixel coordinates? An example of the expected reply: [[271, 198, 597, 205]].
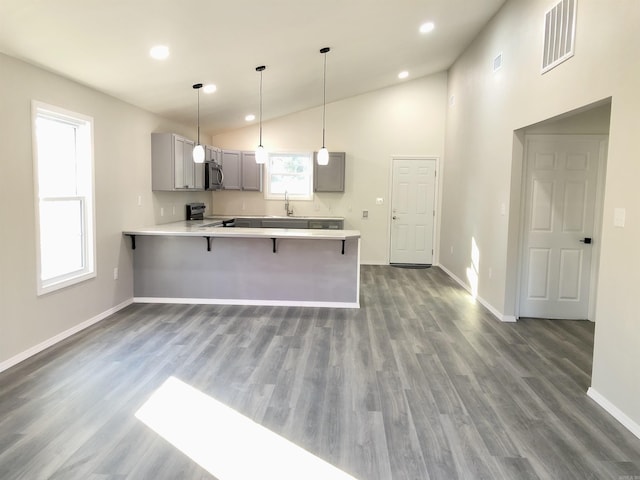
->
[[542, 0, 577, 74], [493, 52, 503, 72]]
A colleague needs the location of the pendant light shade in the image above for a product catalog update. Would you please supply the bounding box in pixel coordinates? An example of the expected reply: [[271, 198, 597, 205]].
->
[[317, 47, 330, 166], [193, 144, 205, 163], [256, 145, 268, 164], [317, 148, 329, 166], [192, 83, 205, 163], [255, 65, 267, 164]]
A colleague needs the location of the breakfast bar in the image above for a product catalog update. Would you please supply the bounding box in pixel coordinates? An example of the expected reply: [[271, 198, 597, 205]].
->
[[124, 221, 361, 308]]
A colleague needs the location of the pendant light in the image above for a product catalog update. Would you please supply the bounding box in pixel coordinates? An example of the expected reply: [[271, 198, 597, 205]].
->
[[192, 83, 205, 163], [255, 65, 267, 164], [317, 47, 330, 166]]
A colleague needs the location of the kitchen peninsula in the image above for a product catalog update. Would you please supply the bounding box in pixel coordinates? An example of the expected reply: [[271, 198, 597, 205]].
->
[[123, 220, 361, 308]]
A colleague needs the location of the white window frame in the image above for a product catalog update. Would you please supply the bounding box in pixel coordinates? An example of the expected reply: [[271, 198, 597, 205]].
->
[[263, 151, 314, 201], [32, 101, 96, 295]]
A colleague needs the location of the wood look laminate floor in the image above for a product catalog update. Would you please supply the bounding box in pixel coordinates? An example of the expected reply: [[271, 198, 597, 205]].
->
[[1, 266, 640, 480]]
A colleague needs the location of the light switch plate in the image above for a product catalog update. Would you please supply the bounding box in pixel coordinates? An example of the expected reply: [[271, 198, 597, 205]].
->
[[362, 210, 369, 219], [614, 207, 626, 227]]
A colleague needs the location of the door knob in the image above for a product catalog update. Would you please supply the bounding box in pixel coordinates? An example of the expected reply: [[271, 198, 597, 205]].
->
[[580, 237, 592, 244], [392, 216, 397, 220]]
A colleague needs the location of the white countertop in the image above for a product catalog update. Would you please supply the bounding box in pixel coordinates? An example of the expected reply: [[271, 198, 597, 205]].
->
[[123, 221, 360, 240]]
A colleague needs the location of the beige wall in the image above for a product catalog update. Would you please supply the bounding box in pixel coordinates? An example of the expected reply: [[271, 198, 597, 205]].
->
[[0, 53, 209, 365], [442, 0, 640, 431], [210, 73, 448, 264]]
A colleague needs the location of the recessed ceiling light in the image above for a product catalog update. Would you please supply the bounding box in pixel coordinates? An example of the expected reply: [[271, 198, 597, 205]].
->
[[419, 22, 435, 34], [149, 45, 169, 60], [245, 114, 255, 122], [398, 71, 409, 80], [203, 84, 217, 94]]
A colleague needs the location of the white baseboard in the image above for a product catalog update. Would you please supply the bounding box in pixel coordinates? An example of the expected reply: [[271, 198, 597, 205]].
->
[[134, 297, 360, 309], [437, 264, 515, 323], [587, 387, 640, 440], [0, 298, 134, 374]]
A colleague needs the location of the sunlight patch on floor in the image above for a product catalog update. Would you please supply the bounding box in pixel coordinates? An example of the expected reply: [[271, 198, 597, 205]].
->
[[135, 376, 358, 480]]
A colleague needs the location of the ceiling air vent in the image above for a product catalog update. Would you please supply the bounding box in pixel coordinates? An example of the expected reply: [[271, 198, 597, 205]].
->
[[542, 0, 577, 73]]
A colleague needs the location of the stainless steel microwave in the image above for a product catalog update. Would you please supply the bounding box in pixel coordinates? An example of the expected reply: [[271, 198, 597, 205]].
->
[[205, 161, 224, 190]]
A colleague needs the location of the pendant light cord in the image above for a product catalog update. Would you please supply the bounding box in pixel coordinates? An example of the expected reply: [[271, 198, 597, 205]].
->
[[259, 69, 263, 147], [193, 83, 203, 145], [322, 50, 327, 148]]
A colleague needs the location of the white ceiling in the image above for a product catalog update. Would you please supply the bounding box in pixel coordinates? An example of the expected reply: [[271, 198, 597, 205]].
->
[[0, 0, 506, 136]]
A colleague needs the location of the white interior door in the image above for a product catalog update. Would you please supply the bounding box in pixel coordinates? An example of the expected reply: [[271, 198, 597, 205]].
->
[[390, 158, 436, 265], [519, 135, 604, 319]]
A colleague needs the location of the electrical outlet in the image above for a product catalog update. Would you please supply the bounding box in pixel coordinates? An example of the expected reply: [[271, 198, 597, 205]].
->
[[113, 267, 118, 280], [376, 197, 384, 205]]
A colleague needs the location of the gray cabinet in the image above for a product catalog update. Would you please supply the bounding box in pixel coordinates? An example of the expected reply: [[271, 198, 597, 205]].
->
[[152, 132, 204, 191], [220, 150, 263, 191], [234, 218, 262, 228], [233, 217, 342, 229], [313, 151, 345, 192], [308, 219, 344, 229], [220, 150, 241, 190], [241, 152, 263, 191], [261, 218, 309, 229], [205, 145, 221, 163]]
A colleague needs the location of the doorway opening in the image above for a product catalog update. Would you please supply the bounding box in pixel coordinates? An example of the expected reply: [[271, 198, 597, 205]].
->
[[505, 99, 611, 322]]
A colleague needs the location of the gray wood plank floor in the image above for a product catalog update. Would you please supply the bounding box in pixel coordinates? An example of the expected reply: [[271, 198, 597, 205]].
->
[[1, 265, 640, 479]]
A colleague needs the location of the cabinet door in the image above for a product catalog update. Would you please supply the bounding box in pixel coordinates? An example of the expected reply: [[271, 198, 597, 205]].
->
[[241, 151, 263, 191], [174, 136, 195, 189], [234, 219, 253, 228], [221, 150, 241, 190], [309, 220, 343, 229], [205, 145, 222, 164], [194, 161, 205, 189], [261, 219, 309, 229], [183, 138, 196, 188], [205, 145, 214, 162], [313, 152, 345, 192]]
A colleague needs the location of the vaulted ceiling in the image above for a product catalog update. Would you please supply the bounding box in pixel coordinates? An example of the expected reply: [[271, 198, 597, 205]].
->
[[0, 0, 506, 135]]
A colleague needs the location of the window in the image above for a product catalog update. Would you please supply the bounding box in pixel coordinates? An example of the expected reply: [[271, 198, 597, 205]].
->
[[264, 152, 314, 200], [32, 101, 95, 295]]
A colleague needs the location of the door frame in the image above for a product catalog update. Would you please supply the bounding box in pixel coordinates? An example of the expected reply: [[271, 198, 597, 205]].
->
[[387, 156, 441, 265], [515, 134, 608, 320]]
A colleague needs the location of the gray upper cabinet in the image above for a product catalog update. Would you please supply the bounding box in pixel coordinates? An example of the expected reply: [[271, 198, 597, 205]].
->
[[205, 145, 221, 164], [220, 150, 263, 191], [220, 149, 241, 190], [241, 152, 263, 191], [152, 132, 204, 191], [313, 151, 345, 192]]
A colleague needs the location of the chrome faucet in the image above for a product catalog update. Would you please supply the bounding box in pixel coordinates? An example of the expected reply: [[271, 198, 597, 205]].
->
[[284, 191, 294, 216]]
